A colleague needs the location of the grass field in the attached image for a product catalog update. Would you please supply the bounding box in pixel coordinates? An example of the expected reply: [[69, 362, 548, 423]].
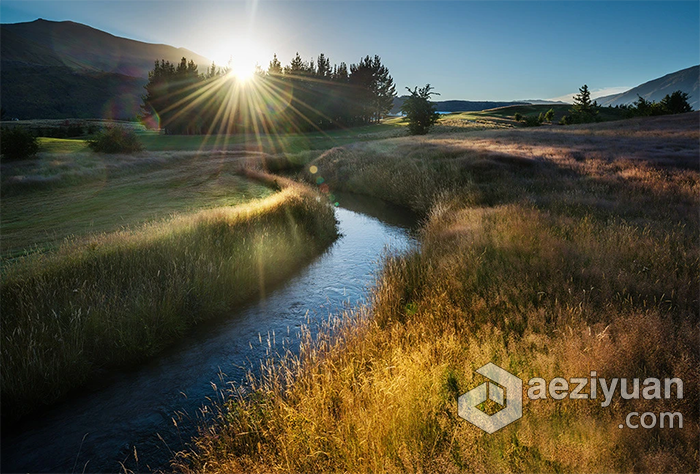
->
[[1, 155, 338, 418], [27, 107, 626, 158], [25, 123, 405, 156], [441, 104, 626, 127], [1, 152, 274, 258], [385, 104, 628, 133], [180, 112, 699, 473]]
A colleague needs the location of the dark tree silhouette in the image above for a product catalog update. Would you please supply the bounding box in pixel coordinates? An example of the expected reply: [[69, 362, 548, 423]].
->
[[141, 52, 396, 134], [660, 90, 693, 114], [268, 54, 283, 76], [400, 84, 440, 135], [1, 127, 39, 160], [571, 84, 598, 123], [622, 90, 693, 118], [561, 84, 599, 124]]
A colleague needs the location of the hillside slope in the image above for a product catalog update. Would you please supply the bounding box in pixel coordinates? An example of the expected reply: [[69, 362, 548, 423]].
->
[[597, 65, 699, 109], [0, 19, 212, 119], [1, 19, 211, 76]]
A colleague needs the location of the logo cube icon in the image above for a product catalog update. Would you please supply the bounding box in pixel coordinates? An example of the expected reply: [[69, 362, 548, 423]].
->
[[458, 362, 522, 433]]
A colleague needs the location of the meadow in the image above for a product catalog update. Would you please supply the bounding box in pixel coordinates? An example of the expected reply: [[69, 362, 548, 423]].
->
[[419, 104, 628, 131], [1, 156, 337, 418], [179, 112, 699, 473], [1, 151, 275, 258]]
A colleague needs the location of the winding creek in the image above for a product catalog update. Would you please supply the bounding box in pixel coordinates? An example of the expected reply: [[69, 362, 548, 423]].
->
[[2, 193, 418, 473]]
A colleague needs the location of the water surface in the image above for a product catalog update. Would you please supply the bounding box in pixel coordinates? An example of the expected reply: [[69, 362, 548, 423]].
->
[[1, 193, 417, 473]]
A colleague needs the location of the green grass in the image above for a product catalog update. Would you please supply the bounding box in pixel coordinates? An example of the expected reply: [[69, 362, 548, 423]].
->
[[37, 137, 91, 154], [29, 123, 405, 154], [1, 153, 274, 258], [1, 173, 338, 419], [180, 113, 699, 473], [137, 123, 404, 152], [437, 104, 627, 127]]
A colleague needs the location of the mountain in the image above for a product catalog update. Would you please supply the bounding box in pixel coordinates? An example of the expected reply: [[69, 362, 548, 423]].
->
[[520, 99, 568, 105], [596, 65, 699, 109], [390, 97, 529, 115], [1, 19, 212, 119]]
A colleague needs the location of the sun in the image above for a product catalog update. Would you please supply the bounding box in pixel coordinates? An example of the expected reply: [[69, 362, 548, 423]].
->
[[211, 37, 262, 82], [228, 61, 256, 81]]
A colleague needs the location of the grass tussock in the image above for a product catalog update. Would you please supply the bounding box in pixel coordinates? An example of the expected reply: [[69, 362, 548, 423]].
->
[[1, 174, 337, 419], [180, 113, 699, 473]]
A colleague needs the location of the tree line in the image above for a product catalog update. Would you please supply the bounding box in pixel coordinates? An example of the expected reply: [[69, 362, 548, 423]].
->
[[141, 54, 396, 135], [620, 90, 693, 118], [560, 85, 692, 125]]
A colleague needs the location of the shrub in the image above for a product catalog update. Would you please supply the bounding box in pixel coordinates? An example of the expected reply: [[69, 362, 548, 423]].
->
[[660, 90, 693, 114], [522, 115, 541, 127], [0, 127, 39, 160], [400, 84, 440, 135], [514, 112, 522, 122], [623, 91, 691, 119], [544, 108, 555, 122], [87, 126, 143, 153]]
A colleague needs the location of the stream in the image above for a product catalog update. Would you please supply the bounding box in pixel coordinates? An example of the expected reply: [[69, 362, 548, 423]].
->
[[1, 193, 418, 473]]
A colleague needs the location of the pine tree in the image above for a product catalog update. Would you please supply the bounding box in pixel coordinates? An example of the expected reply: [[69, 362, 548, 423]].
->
[[316, 53, 332, 79], [206, 62, 221, 79], [285, 53, 306, 76], [348, 55, 396, 124], [572, 85, 592, 113], [568, 84, 599, 123], [268, 54, 283, 76], [333, 62, 349, 82], [370, 55, 396, 123]]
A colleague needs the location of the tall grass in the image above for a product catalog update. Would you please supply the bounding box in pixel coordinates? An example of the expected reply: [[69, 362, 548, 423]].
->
[[1, 175, 337, 418], [180, 113, 699, 473]]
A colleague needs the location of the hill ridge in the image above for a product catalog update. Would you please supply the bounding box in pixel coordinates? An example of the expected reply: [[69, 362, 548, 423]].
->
[[0, 19, 212, 119], [596, 65, 699, 109]]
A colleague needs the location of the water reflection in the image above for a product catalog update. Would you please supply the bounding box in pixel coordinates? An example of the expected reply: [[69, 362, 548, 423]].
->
[[2, 195, 418, 473]]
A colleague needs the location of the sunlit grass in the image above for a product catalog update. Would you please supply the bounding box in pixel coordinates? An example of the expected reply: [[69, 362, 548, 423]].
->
[[179, 113, 699, 473], [1, 152, 273, 258], [0, 174, 338, 419], [37, 137, 91, 154]]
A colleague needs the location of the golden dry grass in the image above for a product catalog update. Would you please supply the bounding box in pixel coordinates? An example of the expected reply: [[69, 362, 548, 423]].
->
[[1, 173, 337, 419], [179, 113, 699, 473]]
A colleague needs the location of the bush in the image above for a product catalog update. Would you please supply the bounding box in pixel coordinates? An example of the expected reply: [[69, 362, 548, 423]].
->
[[522, 115, 541, 127], [1, 127, 39, 160], [544, 108, 555, 122], [623, 91, 692, 119], [87, 127, 143, 153], [660, 90, 693, 114], [400, 84, 440, 135], [514, 112, 522, 122]]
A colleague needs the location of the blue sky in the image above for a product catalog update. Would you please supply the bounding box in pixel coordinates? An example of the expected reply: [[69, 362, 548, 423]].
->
[[2, 1, 698, 101]]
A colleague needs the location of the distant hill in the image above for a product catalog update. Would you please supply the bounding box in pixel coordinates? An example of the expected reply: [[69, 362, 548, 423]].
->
[[1, 19, 212, 119], [520, 99, 568, 105], [596, 65, 699, 109], [390, 97, 529, 114]]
